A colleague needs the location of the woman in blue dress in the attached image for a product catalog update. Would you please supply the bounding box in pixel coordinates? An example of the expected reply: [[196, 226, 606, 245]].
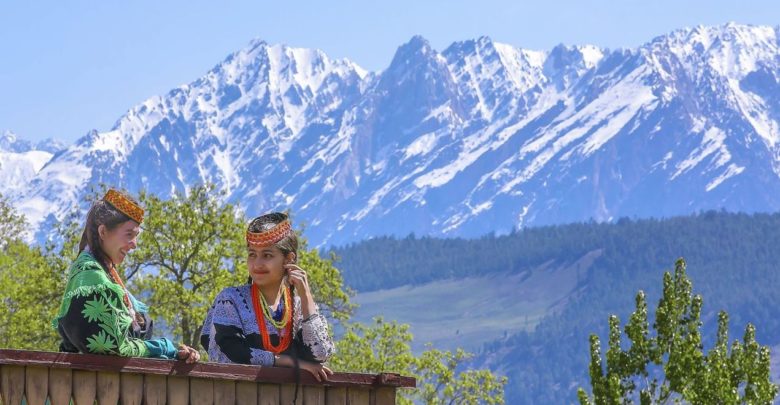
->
[[200, 212, 334, 381]]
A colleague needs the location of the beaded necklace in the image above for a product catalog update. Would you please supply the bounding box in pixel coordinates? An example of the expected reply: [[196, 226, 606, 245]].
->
[[260, 286, 291, 329], [251, 283, 293, 354]]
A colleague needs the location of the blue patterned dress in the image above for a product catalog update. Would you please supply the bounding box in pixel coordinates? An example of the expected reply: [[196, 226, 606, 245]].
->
[[199, 284, 334, 365]]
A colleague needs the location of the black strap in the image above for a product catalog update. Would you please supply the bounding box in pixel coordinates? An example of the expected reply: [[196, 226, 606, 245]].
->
[[292, 345, 301, 404], [290, 284, 300, 405]]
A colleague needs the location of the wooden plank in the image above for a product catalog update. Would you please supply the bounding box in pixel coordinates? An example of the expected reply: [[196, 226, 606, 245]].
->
[[48, 368, 72, 405], [72, 370, 96, 405], [213, 380, 236, 405], [325, 387, 347, 405], [119, 373, 143, 405], [1, 365, 25, 405], [143, 374, 167, 405], [24, 366, 48, 405], [259, 383, 280, 405], [280, 384, 302, 405], [371, 387, 395, 405], [347, 388, 370, 405], [304, 386, 325, 405], [189, 377, 214, 405], [235, 381, 258, 405], [166, 376, 189, 405], [97, 371, 120, 405], [0, 350, 416, 389]]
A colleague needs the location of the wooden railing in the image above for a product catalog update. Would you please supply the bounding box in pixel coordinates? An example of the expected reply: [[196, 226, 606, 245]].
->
[[0, 349, 415, 404]]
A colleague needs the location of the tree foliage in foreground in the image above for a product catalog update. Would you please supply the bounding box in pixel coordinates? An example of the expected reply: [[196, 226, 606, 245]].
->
[[332, 317, 507, 404], [578, 259, 777, 405]]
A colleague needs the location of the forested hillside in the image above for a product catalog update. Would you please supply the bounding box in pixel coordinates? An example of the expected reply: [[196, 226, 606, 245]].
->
[[334, 211, 780, 403]]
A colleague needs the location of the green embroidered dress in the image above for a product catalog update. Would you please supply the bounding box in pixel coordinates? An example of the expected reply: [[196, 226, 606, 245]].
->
[[53, 251, 177, 358]]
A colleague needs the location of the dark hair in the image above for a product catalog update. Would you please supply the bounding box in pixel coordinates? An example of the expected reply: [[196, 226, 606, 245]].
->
[[78, 192, 140, 271], [247, 212, 298, 257]]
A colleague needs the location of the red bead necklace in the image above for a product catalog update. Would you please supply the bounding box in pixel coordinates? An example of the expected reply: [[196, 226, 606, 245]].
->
[[251, 283, 293, 355]]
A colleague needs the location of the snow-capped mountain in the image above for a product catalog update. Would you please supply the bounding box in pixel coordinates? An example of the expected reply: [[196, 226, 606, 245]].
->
[[7, 23, 780, 246], [0, 131, 63, 200]]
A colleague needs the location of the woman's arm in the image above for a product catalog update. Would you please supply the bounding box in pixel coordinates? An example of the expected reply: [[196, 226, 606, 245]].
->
[[298, 310, 336, 363], [58, 289, 177, 359], [272, 353, 334, 382], [286, 266, 336, 362]]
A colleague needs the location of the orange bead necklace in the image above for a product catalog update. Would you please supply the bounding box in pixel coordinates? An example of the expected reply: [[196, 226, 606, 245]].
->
[[251, 283, 293, 355]]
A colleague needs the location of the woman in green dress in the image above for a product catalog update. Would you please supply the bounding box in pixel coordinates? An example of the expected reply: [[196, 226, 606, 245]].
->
[[53, 189, 199, 362]]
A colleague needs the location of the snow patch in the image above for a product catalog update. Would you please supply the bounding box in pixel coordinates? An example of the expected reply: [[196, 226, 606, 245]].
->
[[706, 163, 745, 191]]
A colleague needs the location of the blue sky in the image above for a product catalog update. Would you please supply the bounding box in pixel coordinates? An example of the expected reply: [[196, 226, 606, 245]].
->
[[1, 0, 778, 143]]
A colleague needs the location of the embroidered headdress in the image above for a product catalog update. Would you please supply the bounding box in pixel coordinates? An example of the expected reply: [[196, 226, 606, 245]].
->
[[246, 219, 293, 247], [103, 189, 144, 224]]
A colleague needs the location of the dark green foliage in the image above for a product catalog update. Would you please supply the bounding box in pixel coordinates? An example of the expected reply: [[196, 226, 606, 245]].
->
[[334, 211, 780, 404]]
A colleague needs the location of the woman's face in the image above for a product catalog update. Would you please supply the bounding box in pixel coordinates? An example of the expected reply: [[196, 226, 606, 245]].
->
[[99, 220, 140, 266], [247, 245, 292, 287]]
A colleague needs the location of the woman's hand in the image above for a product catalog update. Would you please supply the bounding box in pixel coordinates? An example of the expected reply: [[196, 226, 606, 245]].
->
[[273, 355, 333, 382], [284, 264, 311, 293], [177, 344, 201, 364], [299, 360, 333, 382], [285, 264, 318, 318]]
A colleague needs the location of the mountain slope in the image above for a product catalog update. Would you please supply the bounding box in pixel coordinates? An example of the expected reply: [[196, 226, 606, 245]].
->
[[6, 23, 780, 246], [0, 131, 63, 200]]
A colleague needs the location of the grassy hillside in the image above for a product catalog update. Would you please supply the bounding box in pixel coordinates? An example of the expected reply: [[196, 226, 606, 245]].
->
[[333, 211, 780, 404], [351, 250, 594, 351]]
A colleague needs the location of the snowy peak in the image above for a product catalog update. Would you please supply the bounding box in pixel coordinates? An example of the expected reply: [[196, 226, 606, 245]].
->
[[389, 35, 437, 63], [0, 131, 58, 199], [544, 43, 605, 88], [212, 40, 363, 97], [368, 36, 464, 137], [639, 24, 780, 148], [0, 130, 28, 153], [380, 35, 453, 90], [108, 38, 370, 147], [444, 37, 549, 119], [7, 24, 780, 247], [0, 130, 64, 154], [645, 23, 779, 80]]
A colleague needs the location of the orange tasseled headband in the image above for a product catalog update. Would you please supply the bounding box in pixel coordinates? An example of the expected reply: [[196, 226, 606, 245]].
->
[[246, 220, 293, 247]]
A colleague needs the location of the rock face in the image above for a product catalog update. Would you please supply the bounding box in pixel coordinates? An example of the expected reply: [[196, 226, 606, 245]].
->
[[7, 24, 780, 246]]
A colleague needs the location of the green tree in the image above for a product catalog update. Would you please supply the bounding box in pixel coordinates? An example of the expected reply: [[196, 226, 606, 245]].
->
[[577, 258, 778, 405], [293, 240, 354, 322], [0, 195, 81, 350], [0, 240, 59, 350], [333, 317, 507, 404], [124, 184, 248, 347], [0, 194, 25, 250]]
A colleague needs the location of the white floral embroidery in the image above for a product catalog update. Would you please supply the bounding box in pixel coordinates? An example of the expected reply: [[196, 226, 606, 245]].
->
[[250, 348, 274, 366], [204, 290, 244, 329], [292, 296, 335, 362], [201, 284, 334, 364]]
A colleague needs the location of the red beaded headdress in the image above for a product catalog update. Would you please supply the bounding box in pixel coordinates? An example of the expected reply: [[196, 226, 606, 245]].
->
[[103, 189, 144, 224], [246, 219, 293, 247]]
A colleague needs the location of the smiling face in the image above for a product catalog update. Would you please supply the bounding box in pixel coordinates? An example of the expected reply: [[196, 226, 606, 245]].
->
[[98, 220, 140, 266], [247, 245, 294, 287]]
